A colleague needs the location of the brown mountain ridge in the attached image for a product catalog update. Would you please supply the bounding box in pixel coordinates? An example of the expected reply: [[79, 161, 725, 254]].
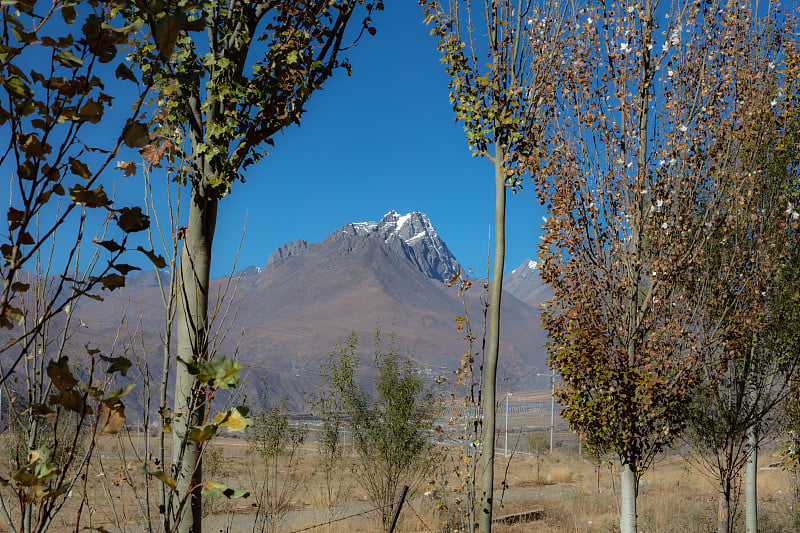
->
[[52, 211, 552, 410]]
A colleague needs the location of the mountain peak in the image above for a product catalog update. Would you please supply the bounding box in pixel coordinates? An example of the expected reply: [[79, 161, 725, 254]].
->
[[375, 210, 439, 244], [510, 259, 539, 275], [341, 210, 460, 283], [504, 259, 551, 308]]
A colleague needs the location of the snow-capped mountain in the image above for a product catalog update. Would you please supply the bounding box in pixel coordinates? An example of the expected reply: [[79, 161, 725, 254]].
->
[[236, 264, 264, 277], [68, 211, 549, 410], [503, 259, 552, 307], [266, 211, 462, 283], [342, 210, 461, 283]]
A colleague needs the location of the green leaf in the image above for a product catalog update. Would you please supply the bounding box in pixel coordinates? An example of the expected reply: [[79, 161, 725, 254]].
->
[[79, 382, 105, 400], [13, 447, 59, 487], [100, 355, 132, 376], [105, 383, 135, 400], [177, 355, 242, 389], [6, 0, 34, 16], [123, 120, 150, 148], [0, 45, 20, 62], [47, 357, 78, 391], [186, 422, 217, 442], [117, 206, 150, 233], [55, 49, 83, 68], [201, 481, 250, 499], [3, 76, 32, 100]]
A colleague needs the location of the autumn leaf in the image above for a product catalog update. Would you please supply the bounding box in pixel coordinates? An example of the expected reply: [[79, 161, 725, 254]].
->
[[115, 160, 137, 177], [117, 206, 150, 233], [47, 357, 78, 391], [100, 400, 125, 434], [213, 406, 252, 433], [139, 467, 177, 490], [122, 120, 150, 148], [201, 481, 249, 499]]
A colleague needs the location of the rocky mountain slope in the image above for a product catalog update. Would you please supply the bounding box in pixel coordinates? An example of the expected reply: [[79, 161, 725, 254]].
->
[[503, 259, 553, 308], [15, 211, 553, 410]]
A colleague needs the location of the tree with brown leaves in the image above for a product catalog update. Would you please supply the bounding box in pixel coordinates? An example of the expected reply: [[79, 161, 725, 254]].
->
[[535, 1, 795, 531]]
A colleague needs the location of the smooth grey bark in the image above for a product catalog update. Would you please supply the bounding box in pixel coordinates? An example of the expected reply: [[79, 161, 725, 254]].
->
[[745, 423, 758, 533], [620, 461, 638, 533], [479, 145, 506, 533], [618, 3, 653, 532], [169, 185, 218, 533]]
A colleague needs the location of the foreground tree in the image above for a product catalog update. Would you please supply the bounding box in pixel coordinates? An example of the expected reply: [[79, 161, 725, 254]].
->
[[422, 2, 568, 529], [0, 4, 164, 530], [535, 1, 793, 531], [1, 0, 155, 370], [122, 2, 382, 531]]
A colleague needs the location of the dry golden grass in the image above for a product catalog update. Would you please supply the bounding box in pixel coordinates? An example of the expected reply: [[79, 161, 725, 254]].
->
[[0, 434, 796, 532]]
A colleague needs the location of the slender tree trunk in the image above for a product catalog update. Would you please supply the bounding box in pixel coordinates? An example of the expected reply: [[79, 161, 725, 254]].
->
[[169, 185, 218, 533], [619, 4, 652, 530], [746, 423, 758, 533], [620, 459, 638, 533], [718, 474, 732, 533], [479, 147, 507, 533]]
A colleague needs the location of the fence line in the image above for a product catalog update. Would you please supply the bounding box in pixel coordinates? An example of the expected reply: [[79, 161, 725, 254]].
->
[[287, 502, 392, 533], [437, 401, 560, 417]]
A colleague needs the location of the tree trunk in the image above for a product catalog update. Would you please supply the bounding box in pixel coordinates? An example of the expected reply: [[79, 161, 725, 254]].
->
[[746, 424, 758, 533], [620, 459, 638, 533], [718, 474, 732, 533], [478, 148, 507, 533], [169, 185, 218, 533]]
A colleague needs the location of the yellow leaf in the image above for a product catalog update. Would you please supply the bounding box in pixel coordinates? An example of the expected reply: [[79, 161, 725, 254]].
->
[[213, 407, 252, 433]]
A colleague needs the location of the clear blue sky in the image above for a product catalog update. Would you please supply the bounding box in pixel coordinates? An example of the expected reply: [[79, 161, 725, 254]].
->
[[2, 2, 547, 280], [207, 2, 547, 278]]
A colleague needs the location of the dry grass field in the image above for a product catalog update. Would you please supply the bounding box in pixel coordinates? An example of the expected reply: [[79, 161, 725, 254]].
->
[[0, 431, 793, 533], [0, 428, 796, 532]]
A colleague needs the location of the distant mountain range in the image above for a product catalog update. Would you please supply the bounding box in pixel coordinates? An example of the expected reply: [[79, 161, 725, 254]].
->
[[503, 259, 553, 307], [8, 211, 553, 410]]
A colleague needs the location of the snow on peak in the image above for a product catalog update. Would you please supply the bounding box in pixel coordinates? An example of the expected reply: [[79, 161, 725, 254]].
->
[[395, 213, 411, 230], [368, 210, 439, 245], [509, 259, 539, 276], [345, 210, 460, 282]]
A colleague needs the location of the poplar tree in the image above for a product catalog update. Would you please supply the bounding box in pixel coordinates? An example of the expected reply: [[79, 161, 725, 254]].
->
[[122, 2, 382, 531], [535, 1, 793, 531], [682, 21, 800, 531], [422, 1, 568, 530]]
